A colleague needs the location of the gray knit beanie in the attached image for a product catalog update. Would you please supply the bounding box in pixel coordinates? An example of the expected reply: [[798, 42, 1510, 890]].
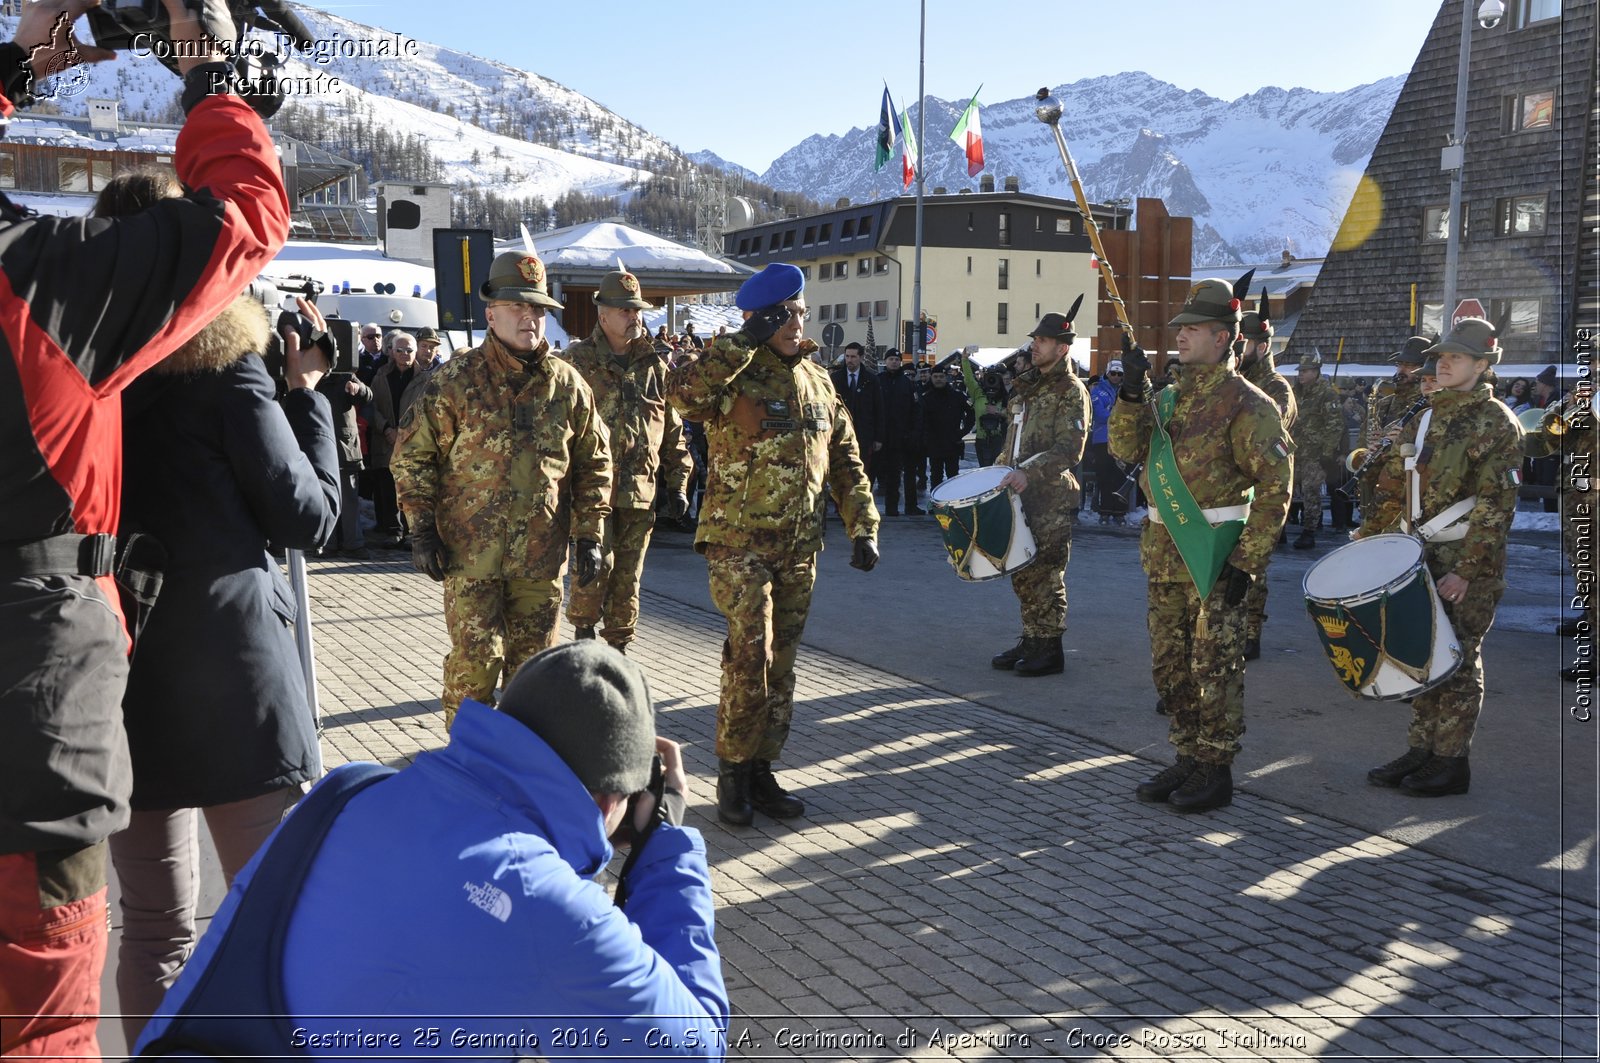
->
[[498, 642, 656, 794]]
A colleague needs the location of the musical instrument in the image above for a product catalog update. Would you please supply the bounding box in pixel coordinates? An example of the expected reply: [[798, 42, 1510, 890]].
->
[[1518, 389, 1592, 436], [1343, 394, 1430, 487], [1302, 533, 1462, 700], [928, 466, 1037, 582]]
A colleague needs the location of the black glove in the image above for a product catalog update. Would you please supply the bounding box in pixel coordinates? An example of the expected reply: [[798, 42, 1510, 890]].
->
[[1120, 332, 1152, 402], [850, 536, 879, 572], [1221, 564, 1253, 608], [574, 538, 603, 588], [410, 520, 446, 582], [662, 492, 689, 521], [739, 305, 791, 345]]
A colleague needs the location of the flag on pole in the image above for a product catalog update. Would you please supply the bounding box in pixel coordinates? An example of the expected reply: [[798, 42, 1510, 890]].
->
[[899, 99, 918, 189], [948, 87, 984, 178], [875, 85, 899, 171]]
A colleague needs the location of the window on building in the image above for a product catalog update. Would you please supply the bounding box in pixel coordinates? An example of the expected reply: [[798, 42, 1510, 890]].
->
[[1502, 89, 1555, 132], [997, 258, 1009, 291], [1034, 214, 1042, 232], [834, 303, 846, 321], [966, 301, 972, 319], [858, 216, 872, 237], [819, 305, 832, 322], [997, 302, 1009, 335], [765, 233, 779, 251], [842, 219, 856, 239], [1422, 204, 1469, 242], [874, 257, 890, 274], [0, 152, 14, 189], [819, 222, 832, 241], [1034, 303, 1041, 320], [1420, 303, 1444, 337], [1036, 258, 1042, 277], [857, 258, 871, 276], [1056, 217, 1073, 235], [737, 238, 750, 255], [1514, 0, 1560, 28], [1496, 193, 1548, 235], [873, 299, 888, 319], [856, 302, 870, 320], [803, 225, 815, 246], [782, 230, 795, 250], [1491, 297, 1541, 334], [835, 261, 849, 278], [967, 211, 974, 231], [818, 263, 829, 282], [998, 212, 1012, 247], [58, 157, 110, 193], [797, 266, 809, 281], [966, 256, 972, 275]]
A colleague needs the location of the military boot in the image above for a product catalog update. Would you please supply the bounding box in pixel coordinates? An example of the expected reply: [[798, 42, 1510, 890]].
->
[[1400, 754, 1470, 797], [991, 637, 1028, 670], [1168, 761, 1233, 812], [1293, 527, 1316, 550], [1366, 746, 1430, 788], [750, 760, 805, 819], [1013, 636, 1064, 677], [573, 625, 597, 640], [716, 759, 754, 826], [1135, 756, 1196, 803]]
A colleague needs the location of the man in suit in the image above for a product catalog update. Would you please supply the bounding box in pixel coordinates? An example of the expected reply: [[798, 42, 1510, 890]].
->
[[830, 342, 882, 478]]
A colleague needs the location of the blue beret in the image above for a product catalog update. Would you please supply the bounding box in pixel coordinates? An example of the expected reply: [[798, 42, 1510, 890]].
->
[[736, 263, 805, 311]]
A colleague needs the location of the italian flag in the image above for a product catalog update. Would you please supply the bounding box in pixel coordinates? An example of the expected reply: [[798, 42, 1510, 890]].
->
[[949, 88, 984, 178], [900, 100, 918, 189]]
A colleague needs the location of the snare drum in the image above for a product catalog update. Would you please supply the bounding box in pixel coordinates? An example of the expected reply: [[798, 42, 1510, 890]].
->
[[1302, 533, 1461, 700], [928, 466, 1037, 582]]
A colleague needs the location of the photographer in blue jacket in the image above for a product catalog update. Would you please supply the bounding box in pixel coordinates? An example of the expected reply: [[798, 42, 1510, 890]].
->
[[136, 642, 729, 1060]]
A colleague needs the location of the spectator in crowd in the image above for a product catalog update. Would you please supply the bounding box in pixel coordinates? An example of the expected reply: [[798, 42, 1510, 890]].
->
[[316, 357, 374, 559], [393, 253, 611, 729], [1089, 360, 1127, 524], [112, 256, 339, 1043], [135, 642, 728, 1059], [683, 320, 705, 350], [1503, 377, 1533, 413], [368, 330, 429, 548], [355, 323, 383, 382], [415, 325, 444, 368], [920, 363, 975, 490], [878, 348, 922, 514], [0, 3, 290, 1057], [830, 342, 883, 478], [1530, 365, 1565, 511]]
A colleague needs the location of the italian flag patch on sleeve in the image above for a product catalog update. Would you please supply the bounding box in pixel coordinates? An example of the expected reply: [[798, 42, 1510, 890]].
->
[[1505, 467, 1522, 487], [1272, 440, 1290, 461]]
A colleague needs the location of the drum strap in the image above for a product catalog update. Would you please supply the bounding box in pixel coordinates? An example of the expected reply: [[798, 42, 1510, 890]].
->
[[1403, 409, 1433, 528], [1417, 496, 1477, 543], [1147, 388, 1251, 599]]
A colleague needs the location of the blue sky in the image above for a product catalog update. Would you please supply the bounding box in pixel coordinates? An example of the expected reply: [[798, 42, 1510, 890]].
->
[[314, 0, 1442, 173]]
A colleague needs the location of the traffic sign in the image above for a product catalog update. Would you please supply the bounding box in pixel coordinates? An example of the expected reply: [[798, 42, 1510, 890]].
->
[[822, 322, 844, 347], [1453, 298, 1485, 327], [924, 325, 938, 344]]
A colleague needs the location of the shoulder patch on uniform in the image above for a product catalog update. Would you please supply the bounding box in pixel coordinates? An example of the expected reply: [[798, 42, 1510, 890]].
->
[[1505, 467, 1522, 486], [1271, 440, 1289, 461]]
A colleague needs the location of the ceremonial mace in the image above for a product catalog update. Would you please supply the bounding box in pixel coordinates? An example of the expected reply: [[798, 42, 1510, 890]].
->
[[1033, 89, 1135, 342]]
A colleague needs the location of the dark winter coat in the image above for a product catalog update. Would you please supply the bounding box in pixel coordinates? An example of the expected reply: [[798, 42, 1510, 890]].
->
[[830, 365, 883, 453], [918, 383, 976, 458], [316, 371, 373, 468], [367, 359, 430, 470], [119, 297, 340, 811], [878, 366, 917, 447]]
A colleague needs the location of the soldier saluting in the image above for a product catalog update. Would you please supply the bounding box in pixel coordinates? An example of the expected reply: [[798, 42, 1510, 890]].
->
[[393, 252, 611, 729], [1110, 277, 1293, 813], [667, 264, 879, 826], [563, 270, 694, 654]]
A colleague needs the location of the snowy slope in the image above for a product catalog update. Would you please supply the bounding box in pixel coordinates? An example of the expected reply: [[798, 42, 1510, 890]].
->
[[760, 74, 1403, 265]]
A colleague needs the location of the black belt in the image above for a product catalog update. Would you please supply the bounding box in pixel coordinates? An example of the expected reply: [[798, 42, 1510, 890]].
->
[[0, 533, 116, 580]]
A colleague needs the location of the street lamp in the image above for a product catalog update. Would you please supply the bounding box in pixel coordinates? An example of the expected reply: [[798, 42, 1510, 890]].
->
[[1441, 0, 1507, 323]]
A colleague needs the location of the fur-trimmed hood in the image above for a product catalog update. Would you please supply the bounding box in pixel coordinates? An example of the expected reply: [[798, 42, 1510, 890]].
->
[[152, 295, 270, 376]]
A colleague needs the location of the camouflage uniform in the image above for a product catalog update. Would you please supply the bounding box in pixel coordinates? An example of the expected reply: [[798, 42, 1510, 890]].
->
[[1373, 373, 1424, 431], [1240, 350, 1297, 643], [1291, 373, 1344, 533], [1110, 362, 1293, 765], [1360, 382, 1521, 756], [563, 327, 693, 649], [393, 332, 611, 725], [667, 334, 878, 762], [998, 356, 1089, 637], [1525, 397, 1597, 635]]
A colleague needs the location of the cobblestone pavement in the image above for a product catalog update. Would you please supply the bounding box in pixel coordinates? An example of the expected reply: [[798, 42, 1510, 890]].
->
[[296, 550, 1598, 1062]]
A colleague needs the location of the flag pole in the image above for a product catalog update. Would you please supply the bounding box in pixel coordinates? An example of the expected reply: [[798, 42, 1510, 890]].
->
[[911, 0, 926, 363]]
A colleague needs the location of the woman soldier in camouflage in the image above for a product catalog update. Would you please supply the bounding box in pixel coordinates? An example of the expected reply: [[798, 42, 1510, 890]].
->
[[1359, 319, 1523, 797]]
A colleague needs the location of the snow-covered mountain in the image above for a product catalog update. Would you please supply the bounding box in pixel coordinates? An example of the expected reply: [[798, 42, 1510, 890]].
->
[[759, 74, 1405, 265], [686, 150, 759, 183]]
